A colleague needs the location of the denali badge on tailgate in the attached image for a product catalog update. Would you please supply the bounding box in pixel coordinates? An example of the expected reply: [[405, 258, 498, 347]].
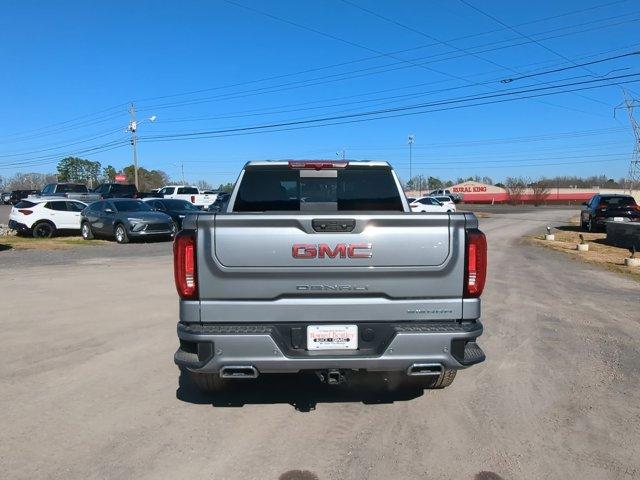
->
[[292, 243, 372, 259]]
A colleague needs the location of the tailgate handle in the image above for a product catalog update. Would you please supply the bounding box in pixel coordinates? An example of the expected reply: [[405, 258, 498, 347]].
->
[[312, 219, 355, 232]]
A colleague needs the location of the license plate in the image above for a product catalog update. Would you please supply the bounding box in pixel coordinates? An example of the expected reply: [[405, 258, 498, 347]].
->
[[613, 217, 624, 222], [307, 325, 358, 350]]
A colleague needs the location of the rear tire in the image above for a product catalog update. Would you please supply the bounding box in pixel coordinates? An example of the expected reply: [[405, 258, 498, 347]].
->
[[114, 223, 129, 244], [189, 372, 229, 393], [81, 222, 94, 240], [32, 221, 56, 239], [432, 368, 457, 389]]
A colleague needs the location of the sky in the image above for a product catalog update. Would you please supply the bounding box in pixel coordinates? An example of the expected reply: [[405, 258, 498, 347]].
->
[[1, 0, 639, 187]]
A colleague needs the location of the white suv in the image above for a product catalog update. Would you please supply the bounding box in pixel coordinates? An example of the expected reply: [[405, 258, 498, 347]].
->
[[8, 198, 87, 238], [432, 195, 457, 211], [410, 196, 455, 213]]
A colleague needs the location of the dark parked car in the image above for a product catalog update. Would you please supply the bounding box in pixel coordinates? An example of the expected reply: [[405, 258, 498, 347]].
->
[[205, 192, 231, 213], [142, 198, 201, 229], [93, 183, 138, 199], [80, 199, 175, 243], [1, 192, 11, 204], [9, 190, 39, 205], [581, 194, 640, 231]]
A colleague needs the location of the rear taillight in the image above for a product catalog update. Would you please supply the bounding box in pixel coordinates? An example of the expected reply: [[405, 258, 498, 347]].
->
[[173, 230, 198, 299], [464, 229, 487, 298], [18, 209, 33, 215]]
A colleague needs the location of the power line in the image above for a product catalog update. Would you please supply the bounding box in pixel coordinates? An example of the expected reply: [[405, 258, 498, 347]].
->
[[0, 0, 632, 147], [140, 43, 640, 129], [459, 0, 635, 99], [616, 90, 640, 188], [396, 151, 629, 165], [343, 127, 627, 149], [0, 140, 129, 169], [137, 11, 640, 113], [137, 73, 640, 142], [4, 44, 632, 166], [0, 128, 125, 158], [501, 50, 640, 83], [137, 76, 640, 142], [395, 156, 627, 170], [337, 0, 625, 113], [132, 0, 633, 105]]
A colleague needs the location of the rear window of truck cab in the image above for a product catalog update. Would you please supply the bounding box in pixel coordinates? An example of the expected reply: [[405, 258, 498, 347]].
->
[[177, 187, 199, 194], [56, 184, 88, 193], [233, 165, 403, 212]]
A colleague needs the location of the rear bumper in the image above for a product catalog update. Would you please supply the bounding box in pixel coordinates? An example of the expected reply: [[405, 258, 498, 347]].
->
[[175, 321, 484, 374], [8, 219, 30, 232], [595, 214, 640, 225]]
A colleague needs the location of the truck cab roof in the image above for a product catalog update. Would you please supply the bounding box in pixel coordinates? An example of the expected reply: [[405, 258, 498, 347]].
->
[[244, 160, 392, 168]]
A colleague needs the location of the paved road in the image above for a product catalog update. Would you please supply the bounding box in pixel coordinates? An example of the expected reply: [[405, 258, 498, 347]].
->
[[1, 210, 639, 480]]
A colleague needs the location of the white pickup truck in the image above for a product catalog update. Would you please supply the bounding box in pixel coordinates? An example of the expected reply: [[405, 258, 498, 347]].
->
[[157, 186, 217, 208]]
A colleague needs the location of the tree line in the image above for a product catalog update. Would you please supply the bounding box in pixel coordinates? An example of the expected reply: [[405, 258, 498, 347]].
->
[[0, 156, 235, 193], [403, 174, 627, 191]]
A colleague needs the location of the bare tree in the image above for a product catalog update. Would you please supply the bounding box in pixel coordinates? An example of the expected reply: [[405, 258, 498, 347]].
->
[[196, 180, 213, 191], [504, 176, 528, 205], [7, 172, 57, 191], [530, 179, 551, 206]]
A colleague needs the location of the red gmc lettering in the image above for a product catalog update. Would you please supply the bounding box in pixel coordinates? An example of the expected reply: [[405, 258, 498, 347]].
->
[[292, 244, 317, 259], [318, 244, 347, 258], [292, 243, 372, 259], [348, 243, 373, 258]]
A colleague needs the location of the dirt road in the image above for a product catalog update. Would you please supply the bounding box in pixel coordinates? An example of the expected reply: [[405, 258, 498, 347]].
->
[[1, 209, 638, 480]]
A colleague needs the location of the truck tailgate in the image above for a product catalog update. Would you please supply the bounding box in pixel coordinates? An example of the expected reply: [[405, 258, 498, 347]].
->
[[213, 214, 450, 268], [191, 213, 473, 323]]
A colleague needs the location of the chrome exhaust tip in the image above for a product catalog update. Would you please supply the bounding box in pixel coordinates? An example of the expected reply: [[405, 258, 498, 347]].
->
[[406, 363, 442, 376], [219, 365, 259, 379]]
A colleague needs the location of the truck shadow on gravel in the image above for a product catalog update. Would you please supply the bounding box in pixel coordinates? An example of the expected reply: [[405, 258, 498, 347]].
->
[[176, 371, 424, 412]]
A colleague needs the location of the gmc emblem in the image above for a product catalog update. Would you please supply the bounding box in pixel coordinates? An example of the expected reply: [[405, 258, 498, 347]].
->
[[292, 243, 372, 259]]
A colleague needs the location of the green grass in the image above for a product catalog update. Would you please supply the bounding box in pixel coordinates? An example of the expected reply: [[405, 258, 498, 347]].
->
[[0, 235, 109, 250]]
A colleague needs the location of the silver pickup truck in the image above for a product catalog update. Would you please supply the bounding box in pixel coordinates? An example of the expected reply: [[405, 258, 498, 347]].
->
[[31, 183, 101, 203], [173, 160, 486, 392]]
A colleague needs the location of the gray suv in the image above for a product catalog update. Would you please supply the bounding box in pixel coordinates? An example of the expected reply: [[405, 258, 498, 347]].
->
[[81, 199, 175, 243]]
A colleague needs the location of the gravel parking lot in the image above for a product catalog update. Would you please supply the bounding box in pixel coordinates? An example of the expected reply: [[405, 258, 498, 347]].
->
[[1, 209, 639, 480]]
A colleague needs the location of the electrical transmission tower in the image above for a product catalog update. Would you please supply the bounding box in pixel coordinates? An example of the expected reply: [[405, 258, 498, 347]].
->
[[618, 91, 640, 191]]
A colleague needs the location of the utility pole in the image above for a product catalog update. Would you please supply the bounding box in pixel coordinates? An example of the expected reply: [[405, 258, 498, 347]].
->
[[616, 90, 640, 192], [172, 161, 186, 185], [127, 103, 140, 190], [407, 134, 415, 187]]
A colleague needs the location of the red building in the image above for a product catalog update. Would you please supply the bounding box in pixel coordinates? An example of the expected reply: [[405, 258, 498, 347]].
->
[[449, 181, 639, 204]]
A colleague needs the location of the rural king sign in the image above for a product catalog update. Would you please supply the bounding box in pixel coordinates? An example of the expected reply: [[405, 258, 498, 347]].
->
[[452, 185, 487, 193]]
